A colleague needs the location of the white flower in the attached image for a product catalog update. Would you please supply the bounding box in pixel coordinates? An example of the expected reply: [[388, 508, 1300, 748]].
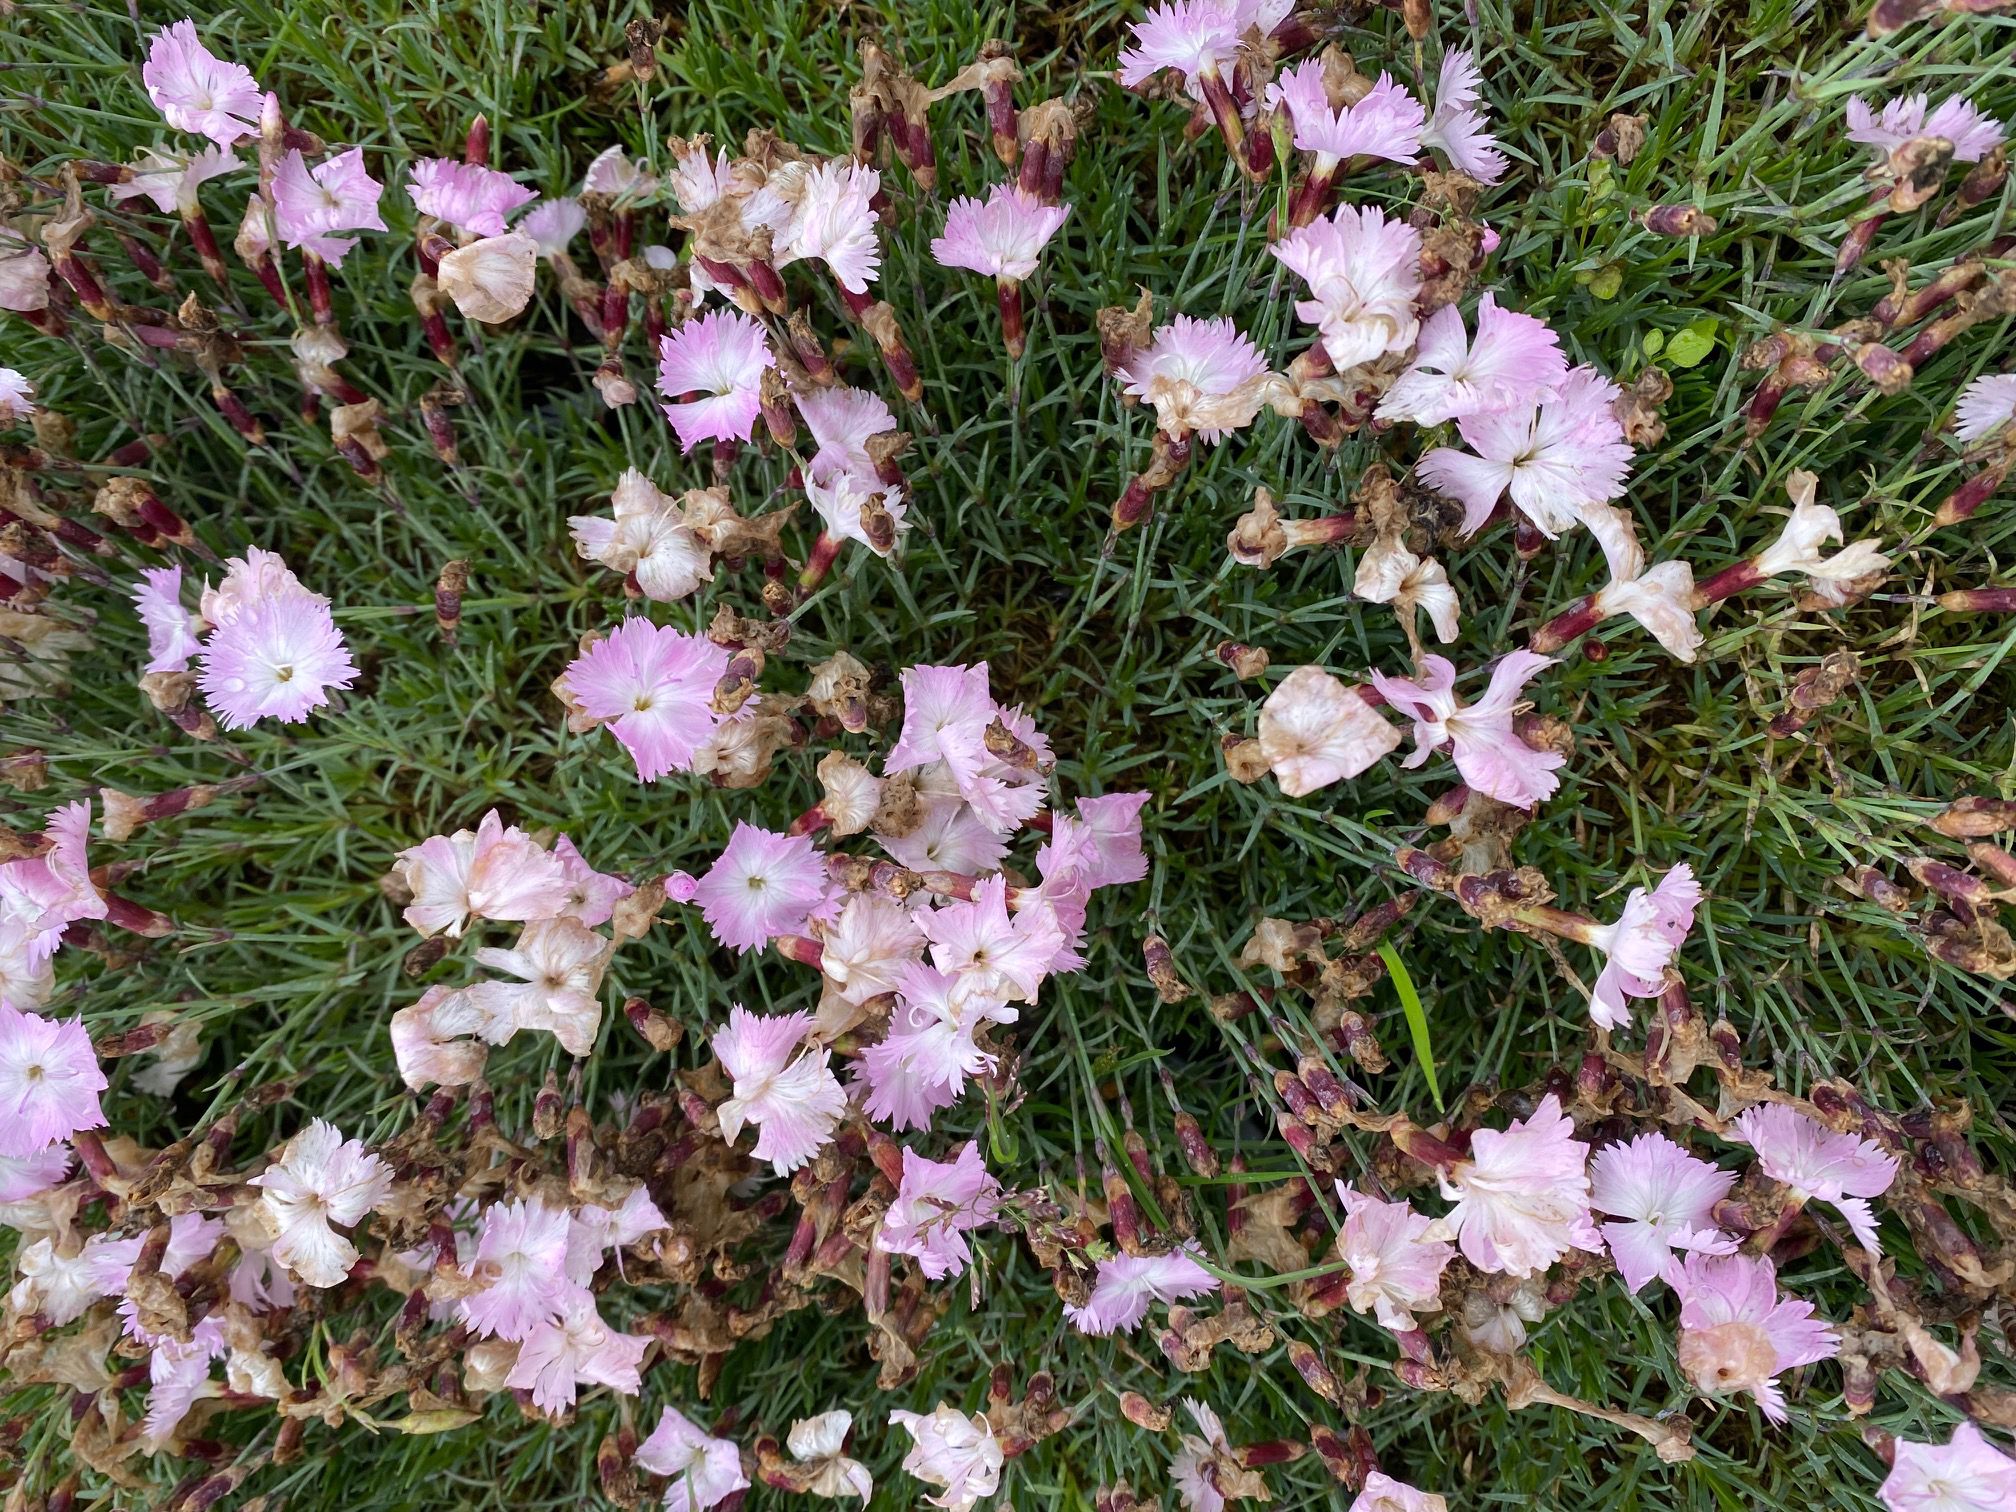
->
[[248, 1119, 393, 1288], [889, 1404, 1003, 1512]]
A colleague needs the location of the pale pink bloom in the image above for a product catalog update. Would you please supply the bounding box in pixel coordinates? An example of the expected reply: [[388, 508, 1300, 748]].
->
[[1331, 1184, 1454, 1332], [520, 197, 586, 254], [1352, 1474, 1449, 1512], [1731, 1104, 1898, 1254], [117, 1214, 224, 1346], [889, 1404, 1004, 1512], [877, 1140, 1002, 1280], [1421, 48, 1507, 184], [132, 565, 205, 675], [459, 1197, 577, 1341], [931, 185, 1071, 280], [227, 1224, 297, 1313], [0, 1008, 106, 1158], [109, 145, 241, 215], [141, 1312, 229, 1445], [1956, 373, 2016, 442], [638, 1405, 749, 1511], [0, 232, 50, 314], [809, 474, 910, 558], [1354, 541, 1463, 644], [389, 984, 489, 1090], [1271, 205, 1423, 371], [1376, 294, 1566, 426], [142, 20, 261, 147], [1171, 1398, 1239, 1512], [394, 809, 571, 938], [0, 944, 54, 1014], [857, 964, 1010, 1130], [885, 663, 998, 781], [0, 1145, 69, 1202], [568, 469, 713, 602], [564, 1184, 667, 1287], [1368, 651, 1565, 810], [1882, 1423, 2016, 1512], [712, 1006, 847, 1174], [468, 916, 613, 1055], [436, 232, 538, 322], [250, 1119, 393, 1288], [10, 1236, 113, 1323], [785, 1411, 874, 1501], [1118, 315, 1276, 443], [1585, 863, 1701, 1029], [1065, 1242, 1219, 1335], [0, 800, 107, 964], [1268, 64, 1424, 166], [1417, 366, 1633, 537], [199, 544, 316, 625], [554, 836, 632, 927], [1669, 1252, 1839, 1422], [670, 142, 736, 214], [656, 310, 775, 453], [1588, 1132, 1735, 1294], [919, 875, 1065, 1006], [693, 823, 830, 955], [560, 619, 732, 782], [1257, 665, 1403, 796], [1050, 792, 1151, 890], [506, 1291, 648, 1413], [0, 369, 31, 424], [1847, 93, 2005, 162], [1117, 1, 1243, 94], [581, 145, 660, 204], [877, 796, 1010, 876], [776, 160, 882, 294], [1436, 1094, 1601, 1277], [816, 893, 926, 1006], [797, 384, 898, 487], [196, 593, 356, 728], [406, 158, 535, 237], [270, 148, 386, 267]]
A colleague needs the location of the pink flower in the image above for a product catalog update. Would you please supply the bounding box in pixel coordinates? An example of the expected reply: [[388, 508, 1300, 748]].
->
[[797, 384, 898, 486], [877, 1140, 1002, 1280], [692, 823, 830, 954], [1586, 863, 1701, 1029], [1955, 373, 2016, 443], [564, 1184, 667, 1287], [919, 876, 1065, 1006], [776, 161, 882, 294], [1731, 1104, 1898, 1254], [1117, 1, 1244, 94], [885, 663, 997, 780], [394, 809, 572, 938], [1268, 64, 1424, 166], [142, 1313, 229, 1445], [1416, 366, 1633, 537], [554, 836, 631, 928], [1170, 1397, 1241, 1512], [520, 197, 585, 254], [468, 916, 613, 1055], [1117, 315, 1275, 443], [142, 20, 261, 147], [568, 469, 713, 602], [1588, 1132, 1735, 1294], [559, 619, 732, 781], [637, 1406, 749, 1511], [0, 233, 50, 315], [1669, 1252, 1839, 1422], [1436, 1094, 1601, 1277], [196, 592, 356, 729], [931, 185, 1071, 280], [1882, 1423, 2016, 1512], [877, 797, 1009, 876], [271, 148, 387, 267], [459, 1197, 577, 1341], [249, 1119, 393, 1288], [505, 1292, 648, 1413], [817, 893, 926, 1007], [857, 964, 1012, 1131], [1582, 503, 1702, 662], [581, 145, 660, 204], [0, 1145, 70, 1202], [1048, 792, 1151, 891], [712, 1006, 847, 1174], [1367, 651, 1565, 810], [132, 565, 205, 675], [1270, 205, 1423, 371], [784, 1412, 874, 1501], [0, 368, 32, 423], [1376, 294, 1566, 427], [108, 146, 241, 216], [389, 984, 489, 1090], [1421, 49, 1507, 184], [656, 310, 775, 453], [1352, 1474, 1449, 1512], [809, 474, 910, 557], [0, 800, 108, 965], [1257, 665, 1403, 796], [406, 158, 536, 237], [1064, 1242, 1219, 1335], [1331, 1184, 1454, 1332], [889, 1405, 1003, 1512], [0, 1008, 107, 1158], [1847, 94, 2005, 162]]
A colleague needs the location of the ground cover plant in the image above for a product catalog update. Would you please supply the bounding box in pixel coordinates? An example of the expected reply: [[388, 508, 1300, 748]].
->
[[1, 0, 2015, 1507]]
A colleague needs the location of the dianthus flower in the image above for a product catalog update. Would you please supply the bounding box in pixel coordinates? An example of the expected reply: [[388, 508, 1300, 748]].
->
[[1435, 1093, 1601, 1277], [692, 823, 830, 954], [270, 148, 386, 267], [505, 1291, 648, 1413], [856, 963, 1009, 1131], [109, 145, 241, 216], [1881, 1423, 2016, 1512], [775, 160, 882, 294], [1376, 294, 1565, 427], [1331, 1184, 1455, 1332], [1367, 651, 1566, 810], [249, 1119, 393, 1288], [581, 144, 660, 204], [1416, 366, 1633, 537], [1117, 315, 1276, 443], [712, 1006, 847, 1174], [1730, 1103, 1898, 1254], [0, 368, 32, 422], [1669, 1251, 1838, 1422], [1065, 1242, 1220, 1335], [196, 592, 357, 728], [393, 809, 572, 938], [1420, 48, 1507, 183], [406, 158, 536, 237], [784, 1411, 874, 1501], [469, 916, 613, 1055], [520, 197, 586, 254], [459, 1196, 577, 1341], [436, 232, 538, 322], [0, 1007, 107, 1157], [1352, 1475, 1449, 1512], [919, 876, 1067, 1007], [637, 1406, 750, 1511], [932, 184, 1071, 280], [564, 1184, 667, 1287], [1588, 1132, 1735, 1293], [1269, 63, 1424, 167], [142, 20, 261, 147], [1847, 93, 2005, 162], [559, 619, 733, 781], [1584, 863, 1702, 1029], [1271, 205, 1423, 371], [1256, 665, 1403, 796], [132, 565, 205, 674], [0, 800, 107, 966], [889, 1404, 1004, 1512], [656, 309, 775, 452], [569, 470, 714, 602], [797, 383, 899, 487], [876, 1141, 1003, 1280], [1955, 373, 2016, 444]]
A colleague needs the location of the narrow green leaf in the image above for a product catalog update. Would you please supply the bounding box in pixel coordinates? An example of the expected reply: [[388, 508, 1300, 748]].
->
[[1378, 941, 1443, 1114]]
